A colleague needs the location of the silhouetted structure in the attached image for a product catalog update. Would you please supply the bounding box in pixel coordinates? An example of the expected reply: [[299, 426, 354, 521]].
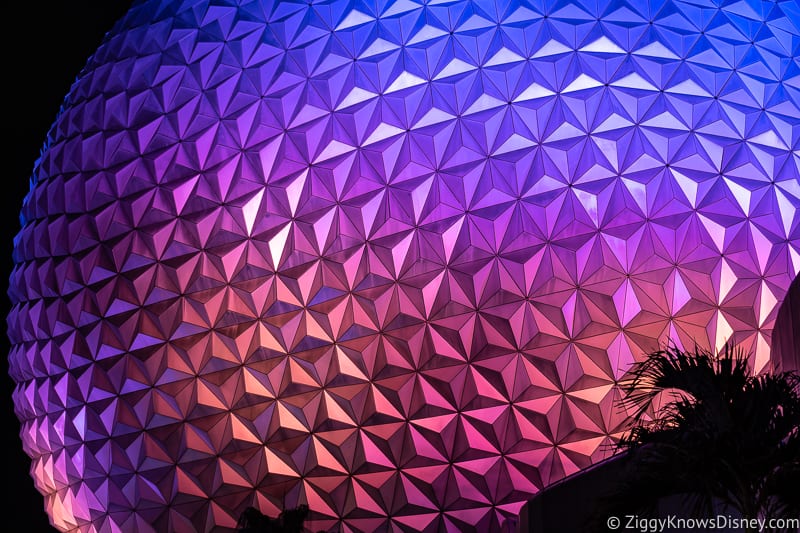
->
[[772, 274, 800, 373]]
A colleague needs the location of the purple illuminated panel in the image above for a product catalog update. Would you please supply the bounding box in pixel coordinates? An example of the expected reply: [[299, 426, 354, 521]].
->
[[7, 0, 800, 531]]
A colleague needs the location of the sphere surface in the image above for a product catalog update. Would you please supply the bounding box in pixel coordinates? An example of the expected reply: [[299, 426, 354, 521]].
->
[[8, 0, 800, 531]]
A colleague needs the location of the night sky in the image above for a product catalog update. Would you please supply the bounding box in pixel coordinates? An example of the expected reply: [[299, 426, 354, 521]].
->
[[4, 2, 133, 530]]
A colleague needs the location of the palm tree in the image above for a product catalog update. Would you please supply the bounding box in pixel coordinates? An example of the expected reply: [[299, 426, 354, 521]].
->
[[588, 343, 800, 531]]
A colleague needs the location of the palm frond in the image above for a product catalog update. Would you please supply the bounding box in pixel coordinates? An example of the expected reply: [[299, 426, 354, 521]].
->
[[600, 341, 800, 524]]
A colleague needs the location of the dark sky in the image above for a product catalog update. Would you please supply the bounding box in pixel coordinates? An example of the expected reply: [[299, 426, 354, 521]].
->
[[4, 2, 133, 531]]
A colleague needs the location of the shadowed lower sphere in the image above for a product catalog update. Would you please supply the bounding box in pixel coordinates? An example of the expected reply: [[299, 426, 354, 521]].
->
[[6, 0, 800, 531]]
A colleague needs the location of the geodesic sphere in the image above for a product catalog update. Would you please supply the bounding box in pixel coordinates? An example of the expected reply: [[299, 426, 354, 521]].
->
[[7, 0, 800, 531]]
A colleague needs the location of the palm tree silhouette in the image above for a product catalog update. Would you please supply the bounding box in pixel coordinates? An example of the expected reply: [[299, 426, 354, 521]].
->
[[588, 343, 799, 531]]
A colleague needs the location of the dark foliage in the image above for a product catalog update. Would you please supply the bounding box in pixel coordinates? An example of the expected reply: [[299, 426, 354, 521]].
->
[[587, 343, 800, 531], [237, 505, 310, 533]]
